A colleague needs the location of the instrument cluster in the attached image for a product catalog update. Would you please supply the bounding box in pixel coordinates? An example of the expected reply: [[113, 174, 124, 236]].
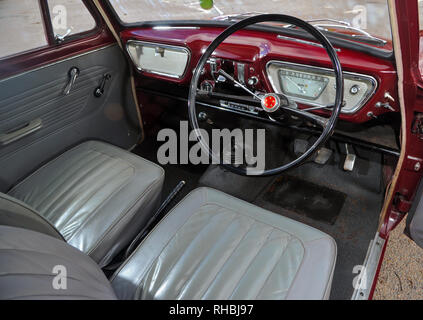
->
[[267, 61, 378, 114], [199, 57, 378, 117]]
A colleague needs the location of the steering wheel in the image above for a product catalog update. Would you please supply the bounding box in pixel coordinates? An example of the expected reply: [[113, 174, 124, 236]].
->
[[188, 14, 344, 176]]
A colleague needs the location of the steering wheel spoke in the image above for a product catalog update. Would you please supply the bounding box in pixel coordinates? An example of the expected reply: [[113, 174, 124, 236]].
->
[[281, 106, 329, 128]]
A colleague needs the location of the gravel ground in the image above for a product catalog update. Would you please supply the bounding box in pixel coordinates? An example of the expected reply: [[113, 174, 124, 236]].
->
[[373, 217, 423, 300]]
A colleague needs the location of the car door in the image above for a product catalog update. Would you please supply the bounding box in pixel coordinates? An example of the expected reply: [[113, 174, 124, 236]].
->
[[0, 0, 141, 192]]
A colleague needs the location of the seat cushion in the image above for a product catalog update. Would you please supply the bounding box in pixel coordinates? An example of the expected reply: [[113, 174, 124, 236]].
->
[[8, 141, 164, 267], [0, 225, 116, 300], [111, 187, 337, 300], [0, 192, 64, 240]]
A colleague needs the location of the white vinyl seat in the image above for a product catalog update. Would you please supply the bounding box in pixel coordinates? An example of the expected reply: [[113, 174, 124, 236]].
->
[[111, 187, 337, 300], [5, 141, 164, 267]]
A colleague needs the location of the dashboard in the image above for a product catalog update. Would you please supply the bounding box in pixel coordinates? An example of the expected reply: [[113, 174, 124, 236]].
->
[[121, 26, 398, 124]]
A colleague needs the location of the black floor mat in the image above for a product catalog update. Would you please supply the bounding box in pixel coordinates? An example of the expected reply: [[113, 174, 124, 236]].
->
[[262, 175, 347, 224], [132, 136, 207, 210], [199, 165, 274, 202], [254, 142, 384, 300]]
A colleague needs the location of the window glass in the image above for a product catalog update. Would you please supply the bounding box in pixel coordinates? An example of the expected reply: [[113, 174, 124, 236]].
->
[[108, 0, 392, 41], [48, 0, 96, 41], [0, 0, 48, 59]]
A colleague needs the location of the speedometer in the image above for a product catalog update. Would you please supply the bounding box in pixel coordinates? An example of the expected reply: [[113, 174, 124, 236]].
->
[[279, 70, 329, 100]]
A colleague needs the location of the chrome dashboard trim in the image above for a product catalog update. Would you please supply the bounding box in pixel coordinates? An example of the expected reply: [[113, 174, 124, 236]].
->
[[266, 60, 378, 114], [276, 35, 341, 52], [126, 40, 191, 79], [152, 26, 200, 30]]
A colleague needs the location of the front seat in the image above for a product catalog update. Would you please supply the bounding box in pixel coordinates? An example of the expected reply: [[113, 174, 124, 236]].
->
[[1, 140, 164, 267], [0, 187, 336, 300]]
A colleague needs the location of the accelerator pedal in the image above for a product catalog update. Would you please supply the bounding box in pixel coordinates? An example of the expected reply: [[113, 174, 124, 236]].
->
[[343, 144, 356, 172]]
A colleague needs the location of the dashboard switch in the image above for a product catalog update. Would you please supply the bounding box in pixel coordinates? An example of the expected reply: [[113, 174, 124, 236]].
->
[[236, 63, 246, 84], [247, 76, 259, 86], [375, 101, 395, 111], [384, 92, 395, 102], [367, 111, 377, 119], [198, 112, 208, 121]]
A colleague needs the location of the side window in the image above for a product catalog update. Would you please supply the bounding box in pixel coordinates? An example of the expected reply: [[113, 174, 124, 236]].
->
[[47, 0, 96, 42], [0, 0, 48, 59]]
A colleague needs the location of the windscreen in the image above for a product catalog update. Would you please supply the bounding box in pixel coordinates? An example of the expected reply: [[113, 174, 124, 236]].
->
[[108, 0, 392, 41]]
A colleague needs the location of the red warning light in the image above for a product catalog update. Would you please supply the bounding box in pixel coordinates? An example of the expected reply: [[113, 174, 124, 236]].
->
[[263, 95, 277, 109]]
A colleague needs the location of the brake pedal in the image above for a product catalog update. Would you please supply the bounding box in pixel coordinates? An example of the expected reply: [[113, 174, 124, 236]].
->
[[314, 147, 333, 165], [294, 139, 309, 155], [343, 144, 356, 172]]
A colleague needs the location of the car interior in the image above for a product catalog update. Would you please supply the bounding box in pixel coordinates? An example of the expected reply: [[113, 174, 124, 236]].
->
[[0, 0, 407, 300]]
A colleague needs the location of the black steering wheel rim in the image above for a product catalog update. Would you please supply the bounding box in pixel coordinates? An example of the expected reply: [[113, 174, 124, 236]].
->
[[188, 14, 344, 176]]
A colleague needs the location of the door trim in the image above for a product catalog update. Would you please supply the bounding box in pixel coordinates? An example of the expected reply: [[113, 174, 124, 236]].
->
[[0, 44, 116, 83]]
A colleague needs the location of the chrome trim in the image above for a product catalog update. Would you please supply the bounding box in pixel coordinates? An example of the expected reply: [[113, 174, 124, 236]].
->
[[283, 18, 351, 29], [152, 26, 200, 30], [219, 100, 261, 115], [63, 67, 79, 95], [314, 24, 387, 45], [266, 60, 378, 114], [55, 28, 72, 44], [201, 100, 265, 121], [126, 40, 191, 79], [0, 118, 43, 146], [276, 35, 341, 52], [0, 44, 117, 83], [351, 233, 385, 300]]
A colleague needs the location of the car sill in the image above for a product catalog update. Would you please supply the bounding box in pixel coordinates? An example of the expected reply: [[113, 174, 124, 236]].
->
[[351, 232, 385, 300]]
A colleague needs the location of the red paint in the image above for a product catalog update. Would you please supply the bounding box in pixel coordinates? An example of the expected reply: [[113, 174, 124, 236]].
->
[[368, 0, 423, 298], [379, 0, 423, 239], [120, 26, 397, 123]]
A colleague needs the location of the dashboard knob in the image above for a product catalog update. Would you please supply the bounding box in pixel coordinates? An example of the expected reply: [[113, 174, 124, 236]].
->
[[216, 75, 226, 83], [200, 81, 214, 92], [350, 85, 360, 95], [247, 76, 258, 86], [198, 112, 208, 121]]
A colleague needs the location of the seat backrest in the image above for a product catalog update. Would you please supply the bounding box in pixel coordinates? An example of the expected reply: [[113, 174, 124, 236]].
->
[[0, 192, 63, 240], [0, 225, 116, 300]]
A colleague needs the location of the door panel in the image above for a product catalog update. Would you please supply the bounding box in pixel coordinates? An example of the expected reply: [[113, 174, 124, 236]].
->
[[406, 180, 423, 249], [0, 44, 139, 191]]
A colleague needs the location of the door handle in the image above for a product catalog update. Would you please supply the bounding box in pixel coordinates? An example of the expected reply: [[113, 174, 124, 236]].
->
[[55, 28, 72, 44], [94, 73, 111, 97], [0, 118, 43, 146], [63, 67, 79, 95]]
